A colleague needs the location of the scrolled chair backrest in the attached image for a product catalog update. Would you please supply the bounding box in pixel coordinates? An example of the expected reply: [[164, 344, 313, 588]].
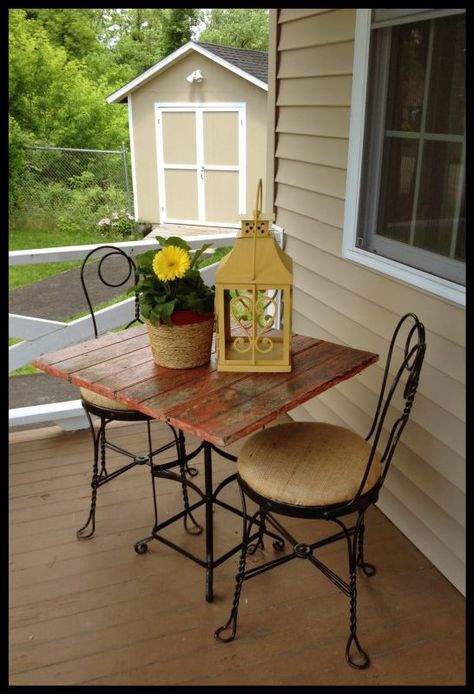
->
[[80, 245, 141, 339], [347, 313, 426, 508]]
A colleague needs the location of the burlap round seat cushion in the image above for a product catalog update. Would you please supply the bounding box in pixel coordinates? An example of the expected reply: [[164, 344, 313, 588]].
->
[[237, 422, 381, 507], [80, 387, 133, 411]]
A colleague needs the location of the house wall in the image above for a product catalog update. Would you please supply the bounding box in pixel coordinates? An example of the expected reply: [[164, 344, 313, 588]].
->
[[270, 8, 465, 594], [128, 53, 267, 224]]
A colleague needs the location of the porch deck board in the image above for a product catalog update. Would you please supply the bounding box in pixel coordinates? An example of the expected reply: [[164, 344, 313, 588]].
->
[[9, 422, 465, 686]]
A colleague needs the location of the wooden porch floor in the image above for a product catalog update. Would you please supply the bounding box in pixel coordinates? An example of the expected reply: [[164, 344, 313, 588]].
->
[[9, 421, 466, 686]]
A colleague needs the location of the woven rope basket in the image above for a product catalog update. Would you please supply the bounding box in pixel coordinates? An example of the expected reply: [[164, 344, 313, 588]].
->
[[146, 316, 214, 369]]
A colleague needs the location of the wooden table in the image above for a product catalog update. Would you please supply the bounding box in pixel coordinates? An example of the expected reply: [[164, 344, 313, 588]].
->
[[33, 324, 378, 600]]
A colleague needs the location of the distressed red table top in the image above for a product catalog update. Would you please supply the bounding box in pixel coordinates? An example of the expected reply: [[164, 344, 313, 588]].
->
[[32, 325, 378, 447]]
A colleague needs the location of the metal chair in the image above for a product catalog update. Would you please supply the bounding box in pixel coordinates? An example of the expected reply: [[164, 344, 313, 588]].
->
[[215, 313, 426, 669], [76, 245, 200, 541]]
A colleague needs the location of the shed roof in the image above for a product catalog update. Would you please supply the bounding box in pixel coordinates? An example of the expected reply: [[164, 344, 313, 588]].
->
[[107, 40, 268, 104], [194, 42, 268, 83]]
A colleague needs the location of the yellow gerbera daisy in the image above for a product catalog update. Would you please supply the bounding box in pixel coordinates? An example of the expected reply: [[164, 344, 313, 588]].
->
[[153, 245, 191, 281]]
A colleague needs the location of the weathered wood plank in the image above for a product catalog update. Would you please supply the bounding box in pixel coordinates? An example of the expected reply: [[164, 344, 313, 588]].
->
[[32, 325, 147, 368], [49, 334, 150, 376], [71, 346, 152, 384]]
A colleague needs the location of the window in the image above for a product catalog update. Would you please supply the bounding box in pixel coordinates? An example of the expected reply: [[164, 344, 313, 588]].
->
[[344, 9, 465, 302]]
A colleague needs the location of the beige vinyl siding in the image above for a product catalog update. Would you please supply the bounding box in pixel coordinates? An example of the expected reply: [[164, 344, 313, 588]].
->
[[276, 134, 348, 169], [278, 9, 356, 48], [278, 42, 355, 78], [272, 9, 466, 594], [277, 75, 353, 106], [277, 107, 351, 139]]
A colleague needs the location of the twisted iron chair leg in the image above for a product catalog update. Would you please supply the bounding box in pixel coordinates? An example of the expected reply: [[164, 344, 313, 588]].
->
[[345, 514, 370, 669], [76, 411, 103, 539], [215, 492, 256, 642]]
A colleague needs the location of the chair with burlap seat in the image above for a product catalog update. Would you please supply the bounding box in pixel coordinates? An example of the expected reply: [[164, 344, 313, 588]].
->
[[76, 245, 200, 541], [215, 313, 426, 669]]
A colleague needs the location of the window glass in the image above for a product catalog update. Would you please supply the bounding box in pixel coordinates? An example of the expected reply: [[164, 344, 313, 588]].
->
[[425, 15, 465, 135], [414, 141, 464, 258], [357, 11, 465, 285], [378, 139, 418, 243], [385, 22, 429, 133]]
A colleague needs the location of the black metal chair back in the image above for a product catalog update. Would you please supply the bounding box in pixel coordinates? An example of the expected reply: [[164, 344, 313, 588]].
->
[[355, 312, 426, 505], [80, 245, 141, 339]]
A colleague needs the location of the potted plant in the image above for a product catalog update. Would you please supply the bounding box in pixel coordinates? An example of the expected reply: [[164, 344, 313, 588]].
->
[[134, 236, 215, 369]]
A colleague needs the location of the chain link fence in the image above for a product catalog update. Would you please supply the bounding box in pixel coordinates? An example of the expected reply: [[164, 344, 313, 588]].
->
[[10, 144, 133, 233]]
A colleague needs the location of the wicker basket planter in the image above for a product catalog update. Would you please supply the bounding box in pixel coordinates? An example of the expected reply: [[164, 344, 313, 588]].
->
[[146, 310, 214, 369]]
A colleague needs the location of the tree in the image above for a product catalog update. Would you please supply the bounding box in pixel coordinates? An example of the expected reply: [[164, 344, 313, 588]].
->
[[99, 9, 166, 85], [9, 9, 127, 149], [23, 9, 103, 63], [160, 9, 202, 56], [198, 9, 269, 51]]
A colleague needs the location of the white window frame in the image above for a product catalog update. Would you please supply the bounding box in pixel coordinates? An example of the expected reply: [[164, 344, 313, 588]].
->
[[343, 9, 465, 306]]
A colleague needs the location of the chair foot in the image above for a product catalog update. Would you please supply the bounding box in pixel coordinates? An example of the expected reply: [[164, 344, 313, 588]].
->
[[345, 633, 370, 669], [76, 523, 95, 540], [356, 557, 377, 576], [184, 515, 203, 535], [76, 507, 96, 539], [185, 462, 199, 477], [215, 612, 237, 642], [247, 535, 264, 554]]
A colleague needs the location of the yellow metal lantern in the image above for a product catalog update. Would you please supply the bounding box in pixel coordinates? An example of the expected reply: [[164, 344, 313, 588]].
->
[[215, 180, 293, 372]]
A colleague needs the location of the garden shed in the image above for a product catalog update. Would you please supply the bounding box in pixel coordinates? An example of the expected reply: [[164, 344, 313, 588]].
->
[[107, 41, 268, 228]]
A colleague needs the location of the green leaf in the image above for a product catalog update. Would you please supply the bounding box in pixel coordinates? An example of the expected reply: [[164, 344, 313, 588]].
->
[[160, 300, 176, 316], [155, 235, 191, 251], [136, 250, 157, 274], [189, 242, 213, 269]]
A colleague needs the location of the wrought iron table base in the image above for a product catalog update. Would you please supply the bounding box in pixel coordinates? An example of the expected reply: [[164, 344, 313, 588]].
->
[[133, 441, 285, 602]]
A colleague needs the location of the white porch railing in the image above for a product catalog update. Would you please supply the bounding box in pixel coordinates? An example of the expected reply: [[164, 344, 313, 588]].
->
[[9, 233, 237, 430]]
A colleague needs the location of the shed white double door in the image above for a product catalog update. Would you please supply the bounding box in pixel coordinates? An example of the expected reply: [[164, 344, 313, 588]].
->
[[155, 103, 246, 227]]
